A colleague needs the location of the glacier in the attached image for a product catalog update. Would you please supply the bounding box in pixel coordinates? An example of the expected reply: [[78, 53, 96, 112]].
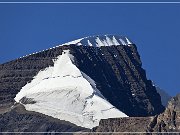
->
[[15, 49, 127, 129]]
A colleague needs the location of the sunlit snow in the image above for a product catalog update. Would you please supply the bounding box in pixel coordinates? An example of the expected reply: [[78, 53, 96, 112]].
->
[[112, 36, 120, 45], [105, 36, 114, 45], [119, 38, 126, 45], [15, 50, 127, 129], [95, 37, 105, 47], [87, 40, 93, 46], [125, 37, 132, 45]]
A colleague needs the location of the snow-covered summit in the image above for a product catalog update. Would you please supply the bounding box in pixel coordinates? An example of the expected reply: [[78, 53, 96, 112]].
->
[[61, 35, 133, 47], [19, 35, 133, 59]]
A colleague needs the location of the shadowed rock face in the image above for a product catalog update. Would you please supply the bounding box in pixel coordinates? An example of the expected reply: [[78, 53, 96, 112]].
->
[[91, 94, 180, 133], [70, 45, 165, 116], [0, 44, 164, 117]]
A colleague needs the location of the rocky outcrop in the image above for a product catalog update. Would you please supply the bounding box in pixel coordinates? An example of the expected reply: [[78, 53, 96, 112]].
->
[[91, 94, 180, 133], [148, 94, 180, 132], [0, 103, 88, 133], [92, 117, 153, 132]]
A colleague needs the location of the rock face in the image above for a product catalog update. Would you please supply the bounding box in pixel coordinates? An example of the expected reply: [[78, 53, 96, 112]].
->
[[71, 45, 164, 117], [92, 94, 180, 133], [0, 103, 88, 132], [92, 117, 153, 132], [0, 35, 165, 131], [148, 93, 180, 132]]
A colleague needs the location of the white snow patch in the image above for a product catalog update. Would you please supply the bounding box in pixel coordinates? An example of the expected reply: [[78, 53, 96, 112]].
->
[[112, 36, 120, 45], [87, 40, 93, 46], [125, 37, 132, 44], [62, 38, 83, 46], [14, 50, 127, 129], [105, 36, 114, 46], [119, 39, 126, 45], [95, 37, 105, 47], [77, 42, 82, 46], [102, 40, 109, 46]]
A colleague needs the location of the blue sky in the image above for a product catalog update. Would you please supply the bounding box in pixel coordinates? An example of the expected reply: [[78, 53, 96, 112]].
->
[[0, 2, 179, 95]]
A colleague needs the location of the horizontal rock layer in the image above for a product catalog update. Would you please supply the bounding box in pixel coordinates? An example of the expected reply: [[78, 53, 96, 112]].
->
[[92, 94, 180, 133]]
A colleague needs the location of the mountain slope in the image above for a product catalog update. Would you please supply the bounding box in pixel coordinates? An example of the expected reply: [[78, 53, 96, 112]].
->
[[0, 35, 165, 130], [0, 103, 88, 132], [14, 49, 127, 129]]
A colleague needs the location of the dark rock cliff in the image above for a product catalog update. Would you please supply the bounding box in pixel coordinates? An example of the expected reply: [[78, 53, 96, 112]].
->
[[70, 45, 164, 116], [0, 43, 164, 117]]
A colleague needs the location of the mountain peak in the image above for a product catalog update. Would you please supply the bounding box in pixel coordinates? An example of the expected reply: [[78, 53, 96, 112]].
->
[[61, 34, 133, 47], [19, 34, 133, 59]]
